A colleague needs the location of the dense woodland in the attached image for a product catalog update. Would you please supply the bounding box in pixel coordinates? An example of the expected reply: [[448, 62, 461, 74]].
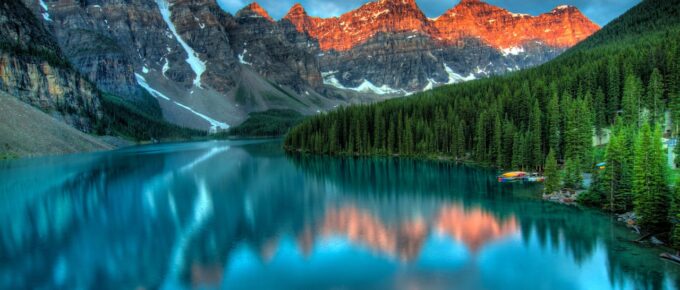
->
[[285, 0, 680, 243], [99, 93, 203, 141]]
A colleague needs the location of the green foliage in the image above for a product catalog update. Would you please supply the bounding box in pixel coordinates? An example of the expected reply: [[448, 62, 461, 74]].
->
[[226, 109, 304, 137], [544, 149, 560, 194], [633, 123, 670, 232], [99, 93, 202, 141], [580, 170, 606, 207], [621, 73, 642, 127], [671, 185, 680, 249], [563, 158, 583, 190], [0, 42, 71, 68], [603, 122, 635, 212]]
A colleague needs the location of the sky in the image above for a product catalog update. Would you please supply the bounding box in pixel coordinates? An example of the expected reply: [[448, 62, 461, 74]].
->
[[216, 0, 641, 26]]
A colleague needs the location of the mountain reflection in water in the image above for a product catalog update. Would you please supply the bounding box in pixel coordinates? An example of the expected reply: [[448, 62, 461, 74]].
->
[[0, 140, 678, 290]]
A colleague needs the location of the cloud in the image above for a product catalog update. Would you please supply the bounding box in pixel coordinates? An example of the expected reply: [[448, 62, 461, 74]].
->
[[217, 0, 640, 26]]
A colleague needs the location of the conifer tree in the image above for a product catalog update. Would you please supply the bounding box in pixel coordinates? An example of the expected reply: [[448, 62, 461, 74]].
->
[[563, 158, 583, 190], [594, 88, 607, 140], [633, 123, 670, 232], [530, 99, 543, 170], [622, 73, 642, 127], [670, 184, 680, 249], [493, 114, 503, 167], [600, 120, 635, 212], [647, 68, 665, 124], [544, 149, 560, 194], [608, 60, 622, 123], [547, 91, 561, 157]]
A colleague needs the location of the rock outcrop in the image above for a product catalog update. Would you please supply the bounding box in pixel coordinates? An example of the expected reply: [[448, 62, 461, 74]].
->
[[0, 0, 103, 133]]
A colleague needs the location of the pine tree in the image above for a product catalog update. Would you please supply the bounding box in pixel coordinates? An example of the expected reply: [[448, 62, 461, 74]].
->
[[529, 99, 543, 170], [493, 114, 503, 167], [547, 91, 561, 157], [600, 120, 635, 212], [544, 149, 560, 194], [594, 88, 607, 141], [622, 73, 642, 127], [647, 68, 665, 124], [608, 60, 621, 123], [563, 158, 583, 190], [670, 184, 680, 250], [633, 123, 670, 232]]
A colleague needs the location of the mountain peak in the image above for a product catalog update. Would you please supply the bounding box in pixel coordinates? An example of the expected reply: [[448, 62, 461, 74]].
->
[[377, 0, 418, 7], [551, 5, 577, 12], [286, 3, 307, 17], [240, 2, 273, 21]]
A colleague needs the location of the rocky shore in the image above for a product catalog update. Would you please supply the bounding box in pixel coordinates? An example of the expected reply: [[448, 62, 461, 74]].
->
[[542, 188, 582, 205]]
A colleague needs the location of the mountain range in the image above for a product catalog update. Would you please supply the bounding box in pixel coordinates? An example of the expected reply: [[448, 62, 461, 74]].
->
[[3, 0, 598, 139]]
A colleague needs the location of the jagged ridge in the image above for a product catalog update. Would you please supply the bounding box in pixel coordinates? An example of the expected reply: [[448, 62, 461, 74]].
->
[[281, 0, 599, 51]]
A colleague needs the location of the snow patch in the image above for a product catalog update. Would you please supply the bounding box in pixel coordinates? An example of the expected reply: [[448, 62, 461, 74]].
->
[[238, 49, 252, 65], [322, 72, 407, 95], [501, 46, 525, 56], [39, 0, 52, 22], [142, 66, 149, 74], [171, 102, 229, 133], [199, 23, 205, 29], [444, 64, 476, 84], [156, 0, 206, 88], [135, 73, 229, 132], [162, 58, 170, 78], [423, 79, 436, 91], [135, 74, 169, 100]]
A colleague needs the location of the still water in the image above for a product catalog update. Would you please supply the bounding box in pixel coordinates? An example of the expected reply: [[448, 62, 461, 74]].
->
[[0, 140, 679, 290]]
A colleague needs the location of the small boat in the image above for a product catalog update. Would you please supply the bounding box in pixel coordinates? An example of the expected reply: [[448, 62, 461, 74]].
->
[[497, 171, 545, 183]]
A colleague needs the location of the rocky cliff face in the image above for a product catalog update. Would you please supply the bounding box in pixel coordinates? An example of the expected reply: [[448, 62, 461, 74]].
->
[[433, 0, 599, 50], [286, 0, 599, 52], [0, 0, 102, 133], [284, 0, 599, 93], [16, 0, 599, 131]]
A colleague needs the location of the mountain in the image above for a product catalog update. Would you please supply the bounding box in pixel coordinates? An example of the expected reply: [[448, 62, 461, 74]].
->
[[284, 0, 680, 169], [284, 0, 599, 93], [0, 0, 209, 156], [18, 0, 597, 133]]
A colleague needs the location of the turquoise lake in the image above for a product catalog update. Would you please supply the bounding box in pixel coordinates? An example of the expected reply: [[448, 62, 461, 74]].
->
[[0, 140, 679, 290]]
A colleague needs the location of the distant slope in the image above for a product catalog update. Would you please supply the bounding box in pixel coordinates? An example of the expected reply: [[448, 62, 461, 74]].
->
[[284, 0, 680, 171], [0, 92, 112, 157], [573, 0, 680, 49]]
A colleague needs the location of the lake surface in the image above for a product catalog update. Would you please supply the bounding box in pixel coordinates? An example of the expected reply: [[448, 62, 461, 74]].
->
[[0, 140, 679, 290]]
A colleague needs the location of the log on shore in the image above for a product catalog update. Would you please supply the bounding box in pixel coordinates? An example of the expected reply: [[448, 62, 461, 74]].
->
[[660, 253, 680, 265]]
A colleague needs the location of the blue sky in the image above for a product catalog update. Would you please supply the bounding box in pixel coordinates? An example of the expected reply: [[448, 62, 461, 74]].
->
[[217, 0, 640, 26]]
